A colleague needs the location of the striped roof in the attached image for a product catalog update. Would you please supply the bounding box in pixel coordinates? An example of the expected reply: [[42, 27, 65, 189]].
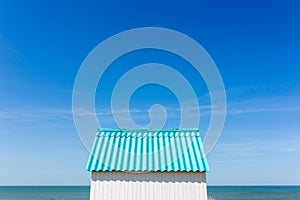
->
[[86, 129, 209, 172]]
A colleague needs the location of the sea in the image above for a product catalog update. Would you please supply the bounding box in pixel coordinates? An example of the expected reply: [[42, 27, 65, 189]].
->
[[0, 186, 299, 200]]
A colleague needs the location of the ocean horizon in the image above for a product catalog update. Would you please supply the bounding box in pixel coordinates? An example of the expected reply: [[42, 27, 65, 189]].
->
[[0, 185, 300, 200]]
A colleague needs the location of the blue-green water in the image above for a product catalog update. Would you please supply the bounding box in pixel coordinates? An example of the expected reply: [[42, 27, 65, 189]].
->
[[208, 186, 300, 200], [0, 186, 299, 200], [0, 186, 89, 200]]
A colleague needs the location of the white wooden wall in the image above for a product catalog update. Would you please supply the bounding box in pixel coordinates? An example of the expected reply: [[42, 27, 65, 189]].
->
[[90, 172, 207, 200]]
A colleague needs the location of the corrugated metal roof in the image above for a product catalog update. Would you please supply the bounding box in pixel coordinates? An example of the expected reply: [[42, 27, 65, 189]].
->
[[86, 129, 209, 172]]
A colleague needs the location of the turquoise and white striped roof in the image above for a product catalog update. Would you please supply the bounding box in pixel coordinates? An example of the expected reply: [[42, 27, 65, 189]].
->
[[86, 129, 209, 172]]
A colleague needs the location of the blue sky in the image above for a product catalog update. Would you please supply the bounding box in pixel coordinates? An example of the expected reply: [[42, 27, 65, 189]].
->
[[0, 0, 300, 185]]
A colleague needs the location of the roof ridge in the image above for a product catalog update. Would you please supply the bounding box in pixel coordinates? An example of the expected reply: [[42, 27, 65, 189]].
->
[[97, 128, 199, 132]]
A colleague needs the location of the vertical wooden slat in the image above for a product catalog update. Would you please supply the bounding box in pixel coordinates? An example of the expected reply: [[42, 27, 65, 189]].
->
[[127, 181, 133, 200]]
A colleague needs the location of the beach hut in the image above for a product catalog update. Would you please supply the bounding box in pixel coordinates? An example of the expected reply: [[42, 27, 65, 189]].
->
[[86, 129, 209, 200]]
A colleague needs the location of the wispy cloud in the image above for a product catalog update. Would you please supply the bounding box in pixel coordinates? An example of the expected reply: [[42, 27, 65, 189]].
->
[[213, 136, 300, 158], [1, 93, 299, 126], [0, 108, 73, 121], [227, 106, 300, 115], [226, 94, 300, 115]]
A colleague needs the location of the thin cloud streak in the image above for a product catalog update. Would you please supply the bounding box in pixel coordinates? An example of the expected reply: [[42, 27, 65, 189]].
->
[[1, 94, 299, 123]]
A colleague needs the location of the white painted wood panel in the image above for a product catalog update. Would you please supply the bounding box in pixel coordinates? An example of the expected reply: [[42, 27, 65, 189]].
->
[[90, 172, 207, 200]]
